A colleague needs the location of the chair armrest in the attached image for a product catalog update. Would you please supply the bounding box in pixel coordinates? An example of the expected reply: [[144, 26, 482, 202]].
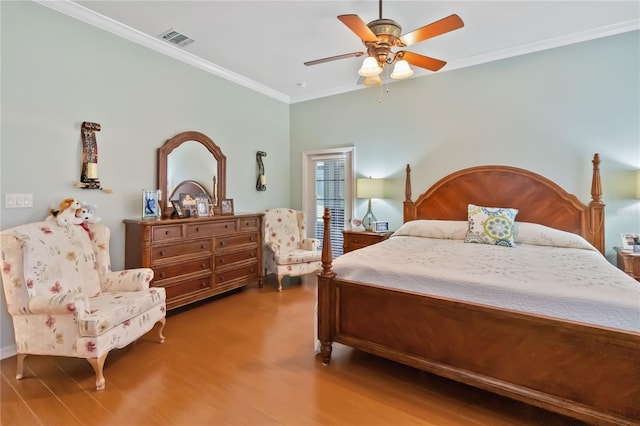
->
[[300, 238, 320, 251], [266, 241, 281, 254], [28, 292, 90, 315], [100, 269, 154, 292]]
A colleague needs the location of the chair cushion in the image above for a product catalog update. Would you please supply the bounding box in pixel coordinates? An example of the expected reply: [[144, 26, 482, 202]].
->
[[78, 288, 166, 337], [275, 249, 322, 266]]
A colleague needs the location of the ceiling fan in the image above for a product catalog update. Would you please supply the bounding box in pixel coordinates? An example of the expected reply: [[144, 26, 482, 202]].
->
[[304, 0, 464, 85]]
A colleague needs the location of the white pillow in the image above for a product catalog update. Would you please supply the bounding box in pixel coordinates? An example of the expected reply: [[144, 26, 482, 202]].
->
[[514, 222, 597, 251], [392, 220, 468, 240], [465, 204, 518, 247]]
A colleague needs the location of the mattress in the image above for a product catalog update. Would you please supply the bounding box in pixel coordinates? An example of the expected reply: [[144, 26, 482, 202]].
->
[[331, 220, 640, 333]]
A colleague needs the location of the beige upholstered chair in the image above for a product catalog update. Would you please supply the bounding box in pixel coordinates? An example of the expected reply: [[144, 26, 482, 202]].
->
[[0, 220, 166, 390], [263, 208, 322, 291]]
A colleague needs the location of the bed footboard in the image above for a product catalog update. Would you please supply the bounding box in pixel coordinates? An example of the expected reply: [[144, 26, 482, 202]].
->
[[317, 208, 640, 425]]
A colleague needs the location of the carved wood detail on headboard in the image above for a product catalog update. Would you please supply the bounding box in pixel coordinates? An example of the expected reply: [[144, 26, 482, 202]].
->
[[403, 154, 605, 254]]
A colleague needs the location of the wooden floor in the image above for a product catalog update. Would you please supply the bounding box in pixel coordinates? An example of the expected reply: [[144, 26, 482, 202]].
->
[[1, 276, 586, 426]]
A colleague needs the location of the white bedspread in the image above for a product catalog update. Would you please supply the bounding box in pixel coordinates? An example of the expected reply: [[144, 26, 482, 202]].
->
[[332, 221, 640, 333]]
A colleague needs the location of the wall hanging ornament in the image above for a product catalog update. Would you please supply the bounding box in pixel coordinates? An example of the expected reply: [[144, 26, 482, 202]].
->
[[256, 151, 267, 191], [75, 121, 112, 192]]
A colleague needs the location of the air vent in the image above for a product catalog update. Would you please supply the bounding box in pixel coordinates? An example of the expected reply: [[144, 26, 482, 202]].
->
[[159, 29, 195, 47]]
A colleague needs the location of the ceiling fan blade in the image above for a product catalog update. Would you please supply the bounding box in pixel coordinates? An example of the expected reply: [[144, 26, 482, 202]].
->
[[337, 14, 378, 42], [304, 52, 365, 66], [402, 51, 447, 72], [400, 14, 464, 46]]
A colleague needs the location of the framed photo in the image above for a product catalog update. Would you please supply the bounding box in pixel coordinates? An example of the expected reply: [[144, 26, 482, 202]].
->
[[620, 233, 640, 250], [195, 199, 209, 217], [221, 198, 234, 215], [142, 189, 161, 219], [171, 200, 186, 218], [179, 193, 196, 217], [373, 221, 389, 232]]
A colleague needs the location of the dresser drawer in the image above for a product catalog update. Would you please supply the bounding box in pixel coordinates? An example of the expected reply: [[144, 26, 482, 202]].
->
[[215, 262, 259, 284], [239, 216, 260, 231], [154, 258, 212, 282], [151, 239, 212, 263], [215, 248, 258, 268], [161, 276, 211, 300], [216, 232, 259, 250], [187, 220, 237, 238], [152, 224, 184, 242]]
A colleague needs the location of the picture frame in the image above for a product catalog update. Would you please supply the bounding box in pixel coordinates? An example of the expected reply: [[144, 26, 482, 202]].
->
[[171, 200, 186, 218], [620, 233, 640, 250], [195, 198, 209, 217], [179, 193, 196, 217], [221, 198, 234, 215], [373, 221, 389, 232], [142, 189, 161, 219]]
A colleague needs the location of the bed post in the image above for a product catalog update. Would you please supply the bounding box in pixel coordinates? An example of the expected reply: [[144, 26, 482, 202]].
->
[[403, 164, 415, 222], [589, 153, 605, 254], [318, 207, 335, 364]]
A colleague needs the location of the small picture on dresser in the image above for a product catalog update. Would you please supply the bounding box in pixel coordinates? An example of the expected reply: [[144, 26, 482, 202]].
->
[[221, 199, 234, 215], [195, 199, 209, 217], [621, 233, 640, 250], [171, 200, 186, 218]]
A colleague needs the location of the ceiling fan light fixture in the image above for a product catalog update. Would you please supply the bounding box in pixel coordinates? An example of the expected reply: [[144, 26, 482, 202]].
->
[[390, 60, 414, 79], [362, 75, 383, 86], [358, 56, 383, 77]]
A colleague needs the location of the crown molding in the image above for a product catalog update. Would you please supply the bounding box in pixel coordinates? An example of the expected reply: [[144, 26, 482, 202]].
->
[[34, 0, 291, 104]]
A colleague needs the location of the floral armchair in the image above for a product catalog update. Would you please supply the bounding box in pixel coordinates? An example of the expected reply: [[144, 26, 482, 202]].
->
[[0, 220, 166, 390], [263, 208, 322, 291]]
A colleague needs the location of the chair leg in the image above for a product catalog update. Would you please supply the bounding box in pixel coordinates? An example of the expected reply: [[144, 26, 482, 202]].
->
[[277, 274, 284, 292], [15, 353, 28, 380], [87, 353, 109, 391], [157, 318, 166, 343]]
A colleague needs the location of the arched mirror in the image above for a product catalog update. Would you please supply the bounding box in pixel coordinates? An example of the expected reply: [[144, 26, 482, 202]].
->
[[158, 131, 226, 218]]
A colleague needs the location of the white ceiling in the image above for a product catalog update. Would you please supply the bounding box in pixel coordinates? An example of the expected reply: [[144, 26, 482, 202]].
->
[[41, 1, 639, 103]]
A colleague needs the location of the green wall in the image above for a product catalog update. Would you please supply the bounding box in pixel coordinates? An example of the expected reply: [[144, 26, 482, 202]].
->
[[291, 30, 640, 258], [0, 1, 290, 354]]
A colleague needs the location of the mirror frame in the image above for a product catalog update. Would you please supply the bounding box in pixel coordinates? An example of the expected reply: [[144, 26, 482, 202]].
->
[[158, 131, 226, 218]]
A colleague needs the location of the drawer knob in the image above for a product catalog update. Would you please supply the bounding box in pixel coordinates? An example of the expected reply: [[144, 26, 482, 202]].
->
[[219, 241, 225, 246], [165, 230, 170, 235], [201, 244, 206, 249], [195, 227, 199, 232], [250, 251, 255, 258], [220, 259, 225, 264], [201, 281, 207, 288], [159, 250, 164, 256], [201, 263, 206, 268], [160, 272, 166, 278], [219, 275, 224, 281]]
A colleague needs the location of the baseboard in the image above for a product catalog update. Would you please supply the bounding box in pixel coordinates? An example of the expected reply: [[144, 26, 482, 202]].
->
[[1, 344, 17, 360]]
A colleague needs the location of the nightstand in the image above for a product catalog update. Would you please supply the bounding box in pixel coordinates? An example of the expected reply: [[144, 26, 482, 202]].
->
[[614, 247, 640, 282], [343, 230, 392, 253]]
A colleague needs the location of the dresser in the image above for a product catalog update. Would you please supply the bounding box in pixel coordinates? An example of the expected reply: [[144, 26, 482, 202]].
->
[[614, 246, 640, 282], [124, 213, 263, 310], [342, 230, 392, 253]]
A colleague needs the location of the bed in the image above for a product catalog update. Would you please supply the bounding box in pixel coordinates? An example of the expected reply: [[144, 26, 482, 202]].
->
[[317, 154, 640, 425]]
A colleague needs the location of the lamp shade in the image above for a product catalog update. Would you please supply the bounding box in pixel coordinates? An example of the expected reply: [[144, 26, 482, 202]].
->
[[390, 60, 414, 79], [358, 57, 383, 77], [637, 170, 640, 199], [362, 75, 383, 86], [357, 178, 385, 199]]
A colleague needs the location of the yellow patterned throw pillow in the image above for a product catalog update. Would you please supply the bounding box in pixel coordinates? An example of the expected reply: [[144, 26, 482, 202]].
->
[[465, 204, 519, 247]]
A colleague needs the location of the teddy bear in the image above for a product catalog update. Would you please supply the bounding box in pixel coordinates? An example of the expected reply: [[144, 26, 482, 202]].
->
[[75, 202, 102, 235], [76, 202, 101, 224], [48, 198, 84, 227]]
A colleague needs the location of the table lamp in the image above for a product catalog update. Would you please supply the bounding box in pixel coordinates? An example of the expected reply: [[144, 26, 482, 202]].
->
[[357, 177, 385, 231]]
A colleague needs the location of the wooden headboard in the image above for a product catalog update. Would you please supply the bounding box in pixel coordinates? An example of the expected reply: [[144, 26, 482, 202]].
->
[[403, 154, 605, 254]]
